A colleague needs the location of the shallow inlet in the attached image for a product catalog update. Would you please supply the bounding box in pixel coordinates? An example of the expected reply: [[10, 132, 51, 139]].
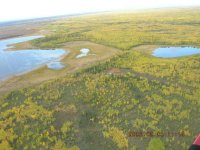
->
[[152, 47, 200, 58], [0, 36, 67, 80]]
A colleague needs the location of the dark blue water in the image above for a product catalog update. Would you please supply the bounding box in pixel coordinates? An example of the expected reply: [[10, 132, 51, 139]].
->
[[152, 47, 200, 58], [0, 36, 67, 80]]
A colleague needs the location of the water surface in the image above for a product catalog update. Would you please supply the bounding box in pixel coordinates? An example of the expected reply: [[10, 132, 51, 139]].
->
[[153, 47, 200, 58], [76, 48, 90, 58], [0, 36, 67, 80]]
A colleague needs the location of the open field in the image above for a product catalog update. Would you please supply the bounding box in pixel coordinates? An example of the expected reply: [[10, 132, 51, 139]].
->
[[31, 8, 200, 50], [0, 8, 200, 150]]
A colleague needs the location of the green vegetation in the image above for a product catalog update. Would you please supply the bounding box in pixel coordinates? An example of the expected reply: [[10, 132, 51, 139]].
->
[[32, 8, 200, 50], [146, 138, 165, 150], [0, 8, 200, 150]]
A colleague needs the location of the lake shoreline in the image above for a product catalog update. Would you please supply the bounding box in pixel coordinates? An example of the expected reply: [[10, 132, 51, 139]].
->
[[0, 36, 67, 81], [0, 40, 120, 96]]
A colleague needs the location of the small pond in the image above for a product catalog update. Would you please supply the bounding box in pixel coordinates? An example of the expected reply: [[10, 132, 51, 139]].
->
[[76, 48, 90, 58], [152, 47, 200, 58]]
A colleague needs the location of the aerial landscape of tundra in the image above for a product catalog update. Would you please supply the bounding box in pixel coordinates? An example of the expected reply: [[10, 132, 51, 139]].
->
[[0, 0, 200, 149]]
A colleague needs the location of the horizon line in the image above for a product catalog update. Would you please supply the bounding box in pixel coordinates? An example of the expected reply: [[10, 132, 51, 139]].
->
[[0, 6, 199, 24]]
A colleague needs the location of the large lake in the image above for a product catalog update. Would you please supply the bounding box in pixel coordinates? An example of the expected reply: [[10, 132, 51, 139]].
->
[[152, 47, 200, 58], [0, 36, 67, 80]]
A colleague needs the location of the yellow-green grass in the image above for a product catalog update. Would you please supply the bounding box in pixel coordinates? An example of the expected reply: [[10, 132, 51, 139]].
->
[[32, 8, 200, 51], [0, 8, 200, 150]]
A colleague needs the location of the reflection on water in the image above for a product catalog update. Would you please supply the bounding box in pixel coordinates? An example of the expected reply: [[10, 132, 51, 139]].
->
[[0, 36, 67, 80], [153, 47, 200, 58]]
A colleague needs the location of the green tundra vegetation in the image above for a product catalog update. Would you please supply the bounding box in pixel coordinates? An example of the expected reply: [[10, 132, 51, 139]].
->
[[0, 8, 200, 150], [32, 8, 200, 50]]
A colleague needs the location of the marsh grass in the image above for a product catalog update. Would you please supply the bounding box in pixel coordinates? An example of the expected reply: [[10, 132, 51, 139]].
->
[[0, 8, 200, 150]]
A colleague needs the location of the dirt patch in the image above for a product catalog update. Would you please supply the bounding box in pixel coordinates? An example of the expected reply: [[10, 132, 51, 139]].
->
[[107, 68, 132, 75], [106, 67, 168, 84]]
